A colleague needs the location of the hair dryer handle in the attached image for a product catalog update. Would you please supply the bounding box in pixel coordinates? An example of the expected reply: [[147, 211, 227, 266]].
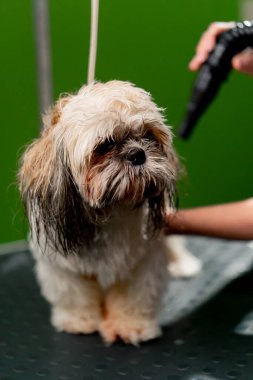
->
[[178, 21, 253, 139]]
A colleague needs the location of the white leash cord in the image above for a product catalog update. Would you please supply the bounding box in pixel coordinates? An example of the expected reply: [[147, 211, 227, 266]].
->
[[87, 0, 99, 84]]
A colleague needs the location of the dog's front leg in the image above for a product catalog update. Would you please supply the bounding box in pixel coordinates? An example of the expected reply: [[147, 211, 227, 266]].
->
[[99, 244, 168, 345], [36, 259, 103, 334]]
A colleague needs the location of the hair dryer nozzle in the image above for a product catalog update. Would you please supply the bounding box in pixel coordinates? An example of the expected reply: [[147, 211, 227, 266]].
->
[[178, 110, 199, 139]]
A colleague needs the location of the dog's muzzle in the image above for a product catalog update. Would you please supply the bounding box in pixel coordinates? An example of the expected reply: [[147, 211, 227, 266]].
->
[[126, 148, 146, 166]]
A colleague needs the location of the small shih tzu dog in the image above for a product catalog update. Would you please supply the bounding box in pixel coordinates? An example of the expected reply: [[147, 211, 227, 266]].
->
[[19, 81, 201, 344]]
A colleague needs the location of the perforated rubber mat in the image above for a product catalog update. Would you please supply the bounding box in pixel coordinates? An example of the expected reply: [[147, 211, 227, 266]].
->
[[1, 237, 253, 380]]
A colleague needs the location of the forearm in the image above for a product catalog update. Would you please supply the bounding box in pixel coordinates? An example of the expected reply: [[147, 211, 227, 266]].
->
[[166, 198, 253, 240]]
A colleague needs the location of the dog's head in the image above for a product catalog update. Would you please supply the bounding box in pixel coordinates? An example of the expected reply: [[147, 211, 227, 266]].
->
[[19, 81, 178, 254]]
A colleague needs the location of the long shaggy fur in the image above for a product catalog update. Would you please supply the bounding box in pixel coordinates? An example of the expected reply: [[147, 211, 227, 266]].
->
[[19, 81, 178, 254], [18, 81, 201, 345]]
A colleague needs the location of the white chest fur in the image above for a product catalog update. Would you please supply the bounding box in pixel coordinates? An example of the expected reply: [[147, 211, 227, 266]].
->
[[31, 205, 150, 289]]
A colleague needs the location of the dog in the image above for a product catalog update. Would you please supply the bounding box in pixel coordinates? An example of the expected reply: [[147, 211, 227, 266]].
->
[[19, 81, 201, 344]]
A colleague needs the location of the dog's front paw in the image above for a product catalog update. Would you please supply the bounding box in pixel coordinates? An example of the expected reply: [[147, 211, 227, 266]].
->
[[51, 306, 101, 334], [99, 315, 161, 345]]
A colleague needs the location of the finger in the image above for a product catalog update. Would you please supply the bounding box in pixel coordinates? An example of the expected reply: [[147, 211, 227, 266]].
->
[[189, 30, 216, 71], [188, 53, 208, 71], [189, 21, 236, 71], [232, 49, 253, 76]]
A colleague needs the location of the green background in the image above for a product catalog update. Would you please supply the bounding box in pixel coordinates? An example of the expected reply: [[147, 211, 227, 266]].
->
[[1, 0, 252, 244]]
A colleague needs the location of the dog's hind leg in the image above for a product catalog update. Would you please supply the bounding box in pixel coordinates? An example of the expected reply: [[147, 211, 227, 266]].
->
[[165, 235, 202, 278]]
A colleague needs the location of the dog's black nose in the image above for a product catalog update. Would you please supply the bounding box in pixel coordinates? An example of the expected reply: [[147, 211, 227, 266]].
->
[[126, 148, 146, 166]]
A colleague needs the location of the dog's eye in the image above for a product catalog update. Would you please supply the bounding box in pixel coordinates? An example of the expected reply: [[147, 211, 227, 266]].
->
[[95, 138, 115, 154], [143, 131, 157, 142]]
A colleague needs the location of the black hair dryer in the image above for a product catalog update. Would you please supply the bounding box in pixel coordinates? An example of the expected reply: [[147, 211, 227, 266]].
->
[[178, 20, 253, 139]]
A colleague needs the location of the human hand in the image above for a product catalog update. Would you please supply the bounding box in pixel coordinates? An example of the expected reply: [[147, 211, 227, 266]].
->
[[189, 21, 253, 76]]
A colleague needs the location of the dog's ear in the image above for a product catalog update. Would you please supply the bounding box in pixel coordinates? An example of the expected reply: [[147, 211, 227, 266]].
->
[[147, 194, 166, 237], [147, 144, 179, 237], [18, 96, 99, 255], [147, 181, 176, 238], [19, 93, 72, 198], [19, 127, 57, 203], [19, 136, 99, 254]]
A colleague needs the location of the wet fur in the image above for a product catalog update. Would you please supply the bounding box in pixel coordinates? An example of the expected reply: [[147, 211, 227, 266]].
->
[[18, 81, 200, 344]]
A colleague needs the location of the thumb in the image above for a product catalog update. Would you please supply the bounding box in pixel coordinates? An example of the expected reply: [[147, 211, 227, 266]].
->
[[232, 49, 253, 76]]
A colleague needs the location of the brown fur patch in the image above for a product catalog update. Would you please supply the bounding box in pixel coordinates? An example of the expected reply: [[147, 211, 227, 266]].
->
[[19, 131, 55, 198], [51, 96, 71, 125]]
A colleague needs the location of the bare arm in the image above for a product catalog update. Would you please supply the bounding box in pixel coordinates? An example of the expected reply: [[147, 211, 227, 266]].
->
[[166, 198, 253, 240]]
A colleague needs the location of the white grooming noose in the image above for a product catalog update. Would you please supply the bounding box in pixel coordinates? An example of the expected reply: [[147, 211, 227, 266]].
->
[[87, 0, 99, 84]]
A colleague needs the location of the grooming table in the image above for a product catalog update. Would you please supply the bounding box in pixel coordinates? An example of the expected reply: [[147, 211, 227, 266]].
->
[[1, 237, 253, 379]]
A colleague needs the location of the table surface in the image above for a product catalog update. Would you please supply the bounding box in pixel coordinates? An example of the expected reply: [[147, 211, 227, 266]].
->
[[1, 236, 253, 380]]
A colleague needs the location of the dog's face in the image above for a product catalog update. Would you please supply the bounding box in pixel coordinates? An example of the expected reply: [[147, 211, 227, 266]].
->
[[85, 123, 174, 208], [19, 81, 178, 253]]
